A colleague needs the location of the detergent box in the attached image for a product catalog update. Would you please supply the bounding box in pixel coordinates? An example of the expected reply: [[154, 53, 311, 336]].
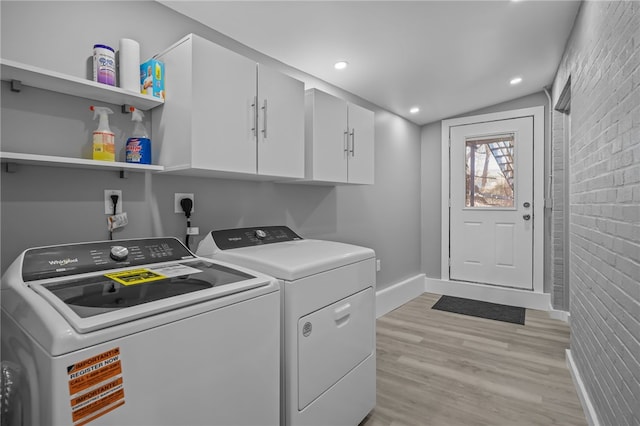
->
[[140, 58, 165, 99]]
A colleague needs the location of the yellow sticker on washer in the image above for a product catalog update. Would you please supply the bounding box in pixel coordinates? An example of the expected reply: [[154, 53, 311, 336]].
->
[[104, 268, 166, 286]]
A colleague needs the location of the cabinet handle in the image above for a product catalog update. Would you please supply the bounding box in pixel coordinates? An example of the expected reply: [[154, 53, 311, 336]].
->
[[261, 99, 268, 139], [251, 96, 257, 137], [350, 128, 355, 156]]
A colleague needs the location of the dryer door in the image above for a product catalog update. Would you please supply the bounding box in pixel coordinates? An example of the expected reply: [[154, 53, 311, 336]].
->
[[297, 287, 374, 410]]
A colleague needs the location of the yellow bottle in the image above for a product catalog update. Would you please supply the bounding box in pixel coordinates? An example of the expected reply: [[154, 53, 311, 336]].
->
[[90, 106, 115, 161]]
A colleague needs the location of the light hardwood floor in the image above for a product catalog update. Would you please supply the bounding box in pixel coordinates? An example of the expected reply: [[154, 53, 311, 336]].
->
[[360, 293, 587, 426]]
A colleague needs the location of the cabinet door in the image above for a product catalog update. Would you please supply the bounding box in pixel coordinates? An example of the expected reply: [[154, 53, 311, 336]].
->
[[347, 103, 375, 184], [305, 89, 349, 183], [191, 36, 257, 174], [153, 37, 194, 169], [257, 64, 304, 178]]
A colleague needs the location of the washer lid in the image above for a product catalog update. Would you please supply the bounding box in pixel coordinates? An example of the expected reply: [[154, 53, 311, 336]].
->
[[29, 258, 271, 333], [11, 238, 269, 333], [13, 237, 275, 333], [213, 239, 375, 281]]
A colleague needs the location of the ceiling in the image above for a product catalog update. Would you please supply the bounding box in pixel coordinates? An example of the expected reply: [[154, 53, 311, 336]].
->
[[159, 1, 581, 125]]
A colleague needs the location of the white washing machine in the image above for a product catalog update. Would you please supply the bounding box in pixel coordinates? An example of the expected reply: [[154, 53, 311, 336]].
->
[[197, 226, 376, 426], [1, 237, 280, 426]]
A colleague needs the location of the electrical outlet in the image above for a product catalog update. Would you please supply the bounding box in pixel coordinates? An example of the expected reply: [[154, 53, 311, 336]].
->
[[104, 190, 123, 215], [175, 193, 195, 214], [376, 259, 381, 272]]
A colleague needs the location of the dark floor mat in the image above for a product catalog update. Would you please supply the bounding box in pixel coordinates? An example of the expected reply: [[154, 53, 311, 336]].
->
[[431, 295, 525, 325]]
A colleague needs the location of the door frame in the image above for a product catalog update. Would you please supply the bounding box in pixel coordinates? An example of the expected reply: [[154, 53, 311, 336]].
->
[[441, 106, 545, 294]]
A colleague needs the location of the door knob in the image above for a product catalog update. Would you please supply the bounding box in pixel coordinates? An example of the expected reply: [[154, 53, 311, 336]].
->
[[523, 214, 531, 221]]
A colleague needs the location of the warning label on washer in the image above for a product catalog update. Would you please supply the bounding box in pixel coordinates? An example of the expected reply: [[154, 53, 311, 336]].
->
[[104, 268, 166, 286], [149, 263, 202, 278], [68, 347, 125, 425]]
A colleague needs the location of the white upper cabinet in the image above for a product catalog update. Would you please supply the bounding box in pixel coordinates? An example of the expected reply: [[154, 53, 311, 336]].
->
[[152, 34, 304, 180], [257, 64, 305, 178], [304, 89, 374, 185], [345, 102, 375, 184]]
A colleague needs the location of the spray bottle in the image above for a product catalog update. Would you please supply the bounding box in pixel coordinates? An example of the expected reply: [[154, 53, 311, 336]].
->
[[125, 107, 151, 164], [90, 106, 115, 161]]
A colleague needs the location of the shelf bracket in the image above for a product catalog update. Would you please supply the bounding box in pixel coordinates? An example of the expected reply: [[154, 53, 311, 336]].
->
[[10, 79, 22, 92], [4, 162, 19, 173]]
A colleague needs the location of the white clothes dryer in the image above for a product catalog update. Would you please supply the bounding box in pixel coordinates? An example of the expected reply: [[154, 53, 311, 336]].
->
[[197, 226, 376, 426], [1, 237, 280, 426]]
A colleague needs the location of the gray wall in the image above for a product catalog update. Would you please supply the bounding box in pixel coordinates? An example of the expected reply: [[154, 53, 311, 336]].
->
[[552, 1, 640, 424], [420, 122, 442, 278], [421, 92, 550, 281], [0, 1, 422, 291]]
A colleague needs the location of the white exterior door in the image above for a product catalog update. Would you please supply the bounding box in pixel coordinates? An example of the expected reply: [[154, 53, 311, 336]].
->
[[449, 116, 534, 289]]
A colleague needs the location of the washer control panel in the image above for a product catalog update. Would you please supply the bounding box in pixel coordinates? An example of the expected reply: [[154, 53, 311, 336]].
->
[[22, 238, 195, 282], [212, 226, 302, 250]]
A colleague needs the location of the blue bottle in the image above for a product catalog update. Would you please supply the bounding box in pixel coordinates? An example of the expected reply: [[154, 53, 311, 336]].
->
[[125, 107, 151, 164]]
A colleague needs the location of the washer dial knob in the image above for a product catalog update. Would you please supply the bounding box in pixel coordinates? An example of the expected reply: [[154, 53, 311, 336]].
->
[[110, 246, 129, 261], [255, 229, 267, 239]]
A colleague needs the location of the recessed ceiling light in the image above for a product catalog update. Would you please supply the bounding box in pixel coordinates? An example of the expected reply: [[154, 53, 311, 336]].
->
[[510, 77, 523, 85], [334, 61, 348, 70], [410, 107, 420, 114]]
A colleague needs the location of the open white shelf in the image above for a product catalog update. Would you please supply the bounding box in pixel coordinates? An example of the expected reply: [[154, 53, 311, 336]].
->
[[0, 151, 164, 173], [1, 58, 164, 111]]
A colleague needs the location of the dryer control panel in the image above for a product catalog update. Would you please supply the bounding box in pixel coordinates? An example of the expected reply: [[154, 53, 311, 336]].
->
[[212, 226, 302, 250], [22, 238, 194, 281]]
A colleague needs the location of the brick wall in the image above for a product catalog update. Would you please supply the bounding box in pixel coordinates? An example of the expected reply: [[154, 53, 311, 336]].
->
[[552, 1, 639, 425], [551, 107, 569, 311]]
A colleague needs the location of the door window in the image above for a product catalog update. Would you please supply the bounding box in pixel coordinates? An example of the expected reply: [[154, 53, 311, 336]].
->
[[465, 134, 515, 208]]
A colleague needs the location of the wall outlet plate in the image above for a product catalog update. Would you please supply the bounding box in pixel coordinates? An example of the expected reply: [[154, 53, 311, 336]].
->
[[104, 190, 123, 215], [175, 193, 194, 214]]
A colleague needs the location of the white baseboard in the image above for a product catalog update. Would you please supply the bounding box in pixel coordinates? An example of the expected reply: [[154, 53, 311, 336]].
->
[[566, 349, 600, 426], [548, 307, 570, 323], [376, 274, 426, 318], [424, 277, 551, 310], [376, 275, 555, 318]]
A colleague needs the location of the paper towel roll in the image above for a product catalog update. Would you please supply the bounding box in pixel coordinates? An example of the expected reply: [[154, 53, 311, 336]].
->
[[119, 38, 140, 92]]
